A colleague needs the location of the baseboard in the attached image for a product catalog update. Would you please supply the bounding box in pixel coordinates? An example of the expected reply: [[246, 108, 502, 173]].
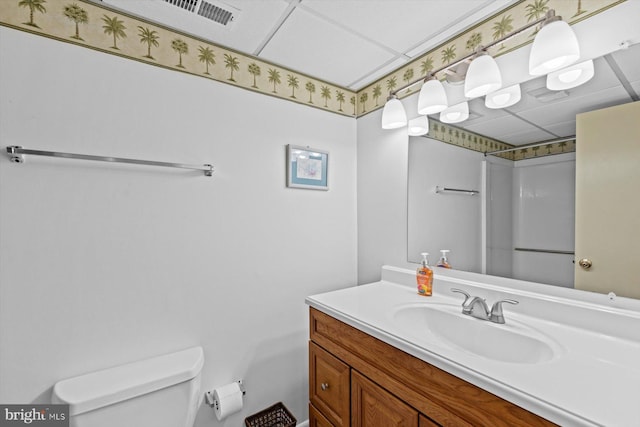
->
[[296, 421, 309, 427]]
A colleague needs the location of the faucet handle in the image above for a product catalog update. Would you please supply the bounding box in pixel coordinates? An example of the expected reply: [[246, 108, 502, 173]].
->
[[451, 288, 471, 306], [489, 299, 519, 324]]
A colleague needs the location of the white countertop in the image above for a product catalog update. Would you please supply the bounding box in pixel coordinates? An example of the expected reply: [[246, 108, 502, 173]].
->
[[306, 268, 640, 427]]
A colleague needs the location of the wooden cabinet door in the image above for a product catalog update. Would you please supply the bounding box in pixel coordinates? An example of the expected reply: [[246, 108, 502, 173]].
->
[[310, 403, 336, 427], [352, 370, 419, 427], [309, 342, 350, 427], [419, 414, 440, 427]]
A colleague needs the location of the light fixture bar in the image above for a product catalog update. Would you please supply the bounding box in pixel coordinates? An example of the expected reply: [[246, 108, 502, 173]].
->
[[484, 135, 576, 156], [390, 12, 551, 97]]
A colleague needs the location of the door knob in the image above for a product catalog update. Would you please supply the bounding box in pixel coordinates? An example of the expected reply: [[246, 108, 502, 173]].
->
[[320, 382, 329, 391], [578, 258, 592, 269]]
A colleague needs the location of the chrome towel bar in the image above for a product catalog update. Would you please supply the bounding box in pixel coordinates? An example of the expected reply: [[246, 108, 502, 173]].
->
[[514, 247, 575, 255], [435, 186, 479, 195], [6, 146, 213, 177]]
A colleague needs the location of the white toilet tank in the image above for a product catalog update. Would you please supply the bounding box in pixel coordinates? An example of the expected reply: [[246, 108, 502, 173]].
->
[[52, 347, 204, 427]]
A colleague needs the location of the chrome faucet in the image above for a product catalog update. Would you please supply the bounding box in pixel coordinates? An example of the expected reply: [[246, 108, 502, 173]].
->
[[451, 289, 518, 324]]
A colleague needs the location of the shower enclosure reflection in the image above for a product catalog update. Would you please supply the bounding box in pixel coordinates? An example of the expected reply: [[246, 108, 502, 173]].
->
[[407, 136, 575, 288], [484, 152, 575, 287]]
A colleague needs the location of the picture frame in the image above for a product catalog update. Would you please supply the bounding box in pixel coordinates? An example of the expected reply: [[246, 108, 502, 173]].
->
[[286, 144, 329, 190]]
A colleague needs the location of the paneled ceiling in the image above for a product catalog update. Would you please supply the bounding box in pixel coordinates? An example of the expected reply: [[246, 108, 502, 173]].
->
[[98, 0, 640, 146]]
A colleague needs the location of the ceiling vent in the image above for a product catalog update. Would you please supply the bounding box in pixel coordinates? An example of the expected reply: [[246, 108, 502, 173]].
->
[[163, 0, 198, 13], [527, 86, 570, 103], [197, 1, 235, 26], [161, 0, 240, 29]]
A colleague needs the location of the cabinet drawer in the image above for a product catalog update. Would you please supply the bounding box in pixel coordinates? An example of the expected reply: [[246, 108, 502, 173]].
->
[[309, 403, 335, 427], [309, 342, 350, 427]]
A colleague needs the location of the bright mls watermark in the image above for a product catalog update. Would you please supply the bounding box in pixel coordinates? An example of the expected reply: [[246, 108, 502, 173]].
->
[[0, 405, 68, 426]]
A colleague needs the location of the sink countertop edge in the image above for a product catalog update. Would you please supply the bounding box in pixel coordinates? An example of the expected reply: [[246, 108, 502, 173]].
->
[[305, 278, 639, 427]]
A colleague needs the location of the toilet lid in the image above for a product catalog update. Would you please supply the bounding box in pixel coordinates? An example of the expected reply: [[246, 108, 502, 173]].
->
[[52, 346, 204, 415]]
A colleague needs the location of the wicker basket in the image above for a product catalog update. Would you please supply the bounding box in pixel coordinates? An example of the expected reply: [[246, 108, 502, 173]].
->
[[244, 402, 296, 427]]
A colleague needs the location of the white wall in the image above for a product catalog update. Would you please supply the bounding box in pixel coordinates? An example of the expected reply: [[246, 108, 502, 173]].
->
[[0, 28, 357, 426], [356, 109, 410, 284], [408, 137, 483, 272]]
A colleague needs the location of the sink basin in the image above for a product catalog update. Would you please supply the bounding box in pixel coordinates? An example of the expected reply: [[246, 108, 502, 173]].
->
[[393, 303, 560, 364]]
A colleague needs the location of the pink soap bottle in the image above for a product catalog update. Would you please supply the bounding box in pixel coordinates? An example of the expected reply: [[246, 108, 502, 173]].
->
[[437, 250, 451, 269]]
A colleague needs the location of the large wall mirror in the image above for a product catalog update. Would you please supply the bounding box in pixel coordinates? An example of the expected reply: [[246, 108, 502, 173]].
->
[[408, 40, 639, 299]]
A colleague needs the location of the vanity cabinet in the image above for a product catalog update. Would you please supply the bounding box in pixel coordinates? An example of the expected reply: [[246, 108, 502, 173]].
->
[[351, 370, 418, 427], [309, 403, 335, 427], [309, 307, 556, 427]]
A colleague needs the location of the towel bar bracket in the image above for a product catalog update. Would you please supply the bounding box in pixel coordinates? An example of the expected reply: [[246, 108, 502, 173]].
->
[[7, 146, 24, 163]]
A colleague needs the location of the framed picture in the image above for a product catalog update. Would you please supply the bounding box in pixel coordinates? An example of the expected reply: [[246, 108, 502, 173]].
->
[[286, 145, 329, 190]]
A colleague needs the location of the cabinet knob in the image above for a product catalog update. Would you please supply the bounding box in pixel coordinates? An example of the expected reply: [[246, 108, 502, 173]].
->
[[578, 258, 592, 270], [321, 382, 329, 391]]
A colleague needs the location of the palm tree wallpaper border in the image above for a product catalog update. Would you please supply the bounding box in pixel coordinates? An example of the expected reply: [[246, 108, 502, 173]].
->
[[420, 119, 576, 162], [2, 0, 357, 117], [0, 0, 606, 158]]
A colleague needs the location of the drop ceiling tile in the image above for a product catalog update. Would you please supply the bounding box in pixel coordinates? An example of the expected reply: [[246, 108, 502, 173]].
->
[[496, 128, 557, 146], [103, 0, 290, 54], [259, 7, 395, 87], [543, 121, 577, 138], [609, 42, 640, 83], [460, 114, 538, 141], [349, 58, 409, 89], [405, 0, 518, 58], [517, 86, 633, 127], [302, 0, 489, 54]]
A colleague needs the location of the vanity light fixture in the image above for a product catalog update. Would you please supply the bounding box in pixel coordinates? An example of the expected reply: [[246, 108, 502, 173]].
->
[[381, 94, 407, 129], [407, 116, 430, 136], [381, 8, 585, 129], [464, 51, 502, 98], [546, 59, 594, 90], [529, 10, 580, 75], [485, 84, 521, 109], [440, 102, 469, 124], [417, 75, 448, 115]]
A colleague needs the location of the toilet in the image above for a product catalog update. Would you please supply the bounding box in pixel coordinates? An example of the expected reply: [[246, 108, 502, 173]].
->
[[52, 346, 204, 427]]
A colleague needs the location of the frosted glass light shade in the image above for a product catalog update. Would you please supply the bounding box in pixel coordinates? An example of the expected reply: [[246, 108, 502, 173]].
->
[[381, 97, 407, 129], [440, 102, 469, 124], [546, 59, 594, 90], [417, 79, 448, 115], [529, 20, 580, 75], [408, 116, 429, 136], [485, 84, 521, 109], [464, 54, 502, 98]]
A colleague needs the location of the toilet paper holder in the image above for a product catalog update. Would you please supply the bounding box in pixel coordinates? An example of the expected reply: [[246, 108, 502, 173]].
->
[[204, 380, 246, 408]]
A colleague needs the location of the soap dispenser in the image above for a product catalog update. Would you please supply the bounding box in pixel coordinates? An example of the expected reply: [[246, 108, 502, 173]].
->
[[416, 252, 433, 296], [437, 250, 452, 269]]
